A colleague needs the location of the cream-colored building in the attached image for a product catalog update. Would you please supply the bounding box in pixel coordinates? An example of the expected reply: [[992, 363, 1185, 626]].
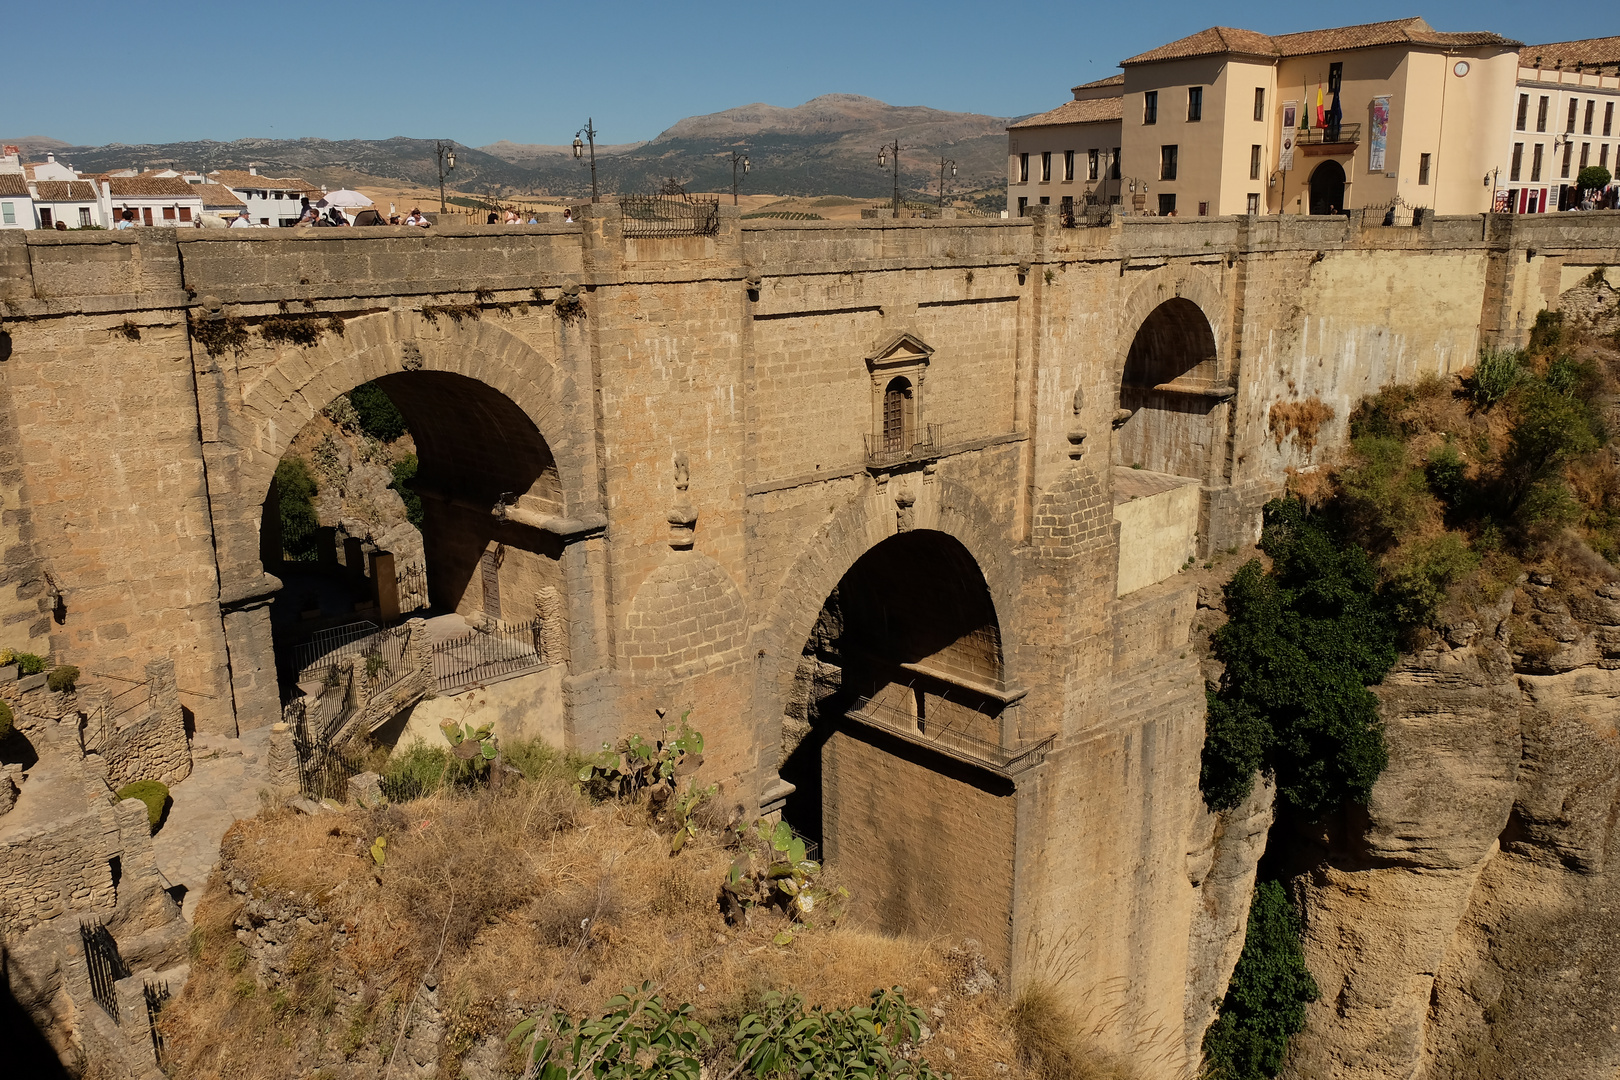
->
[[1499, 37, 1620, 213], [1006, 76, 1123, 218], [1011, 17, 1521, 218]]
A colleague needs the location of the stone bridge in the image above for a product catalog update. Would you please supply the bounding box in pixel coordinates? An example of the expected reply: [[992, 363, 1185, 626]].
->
[[2, 208, 1616, 1074]]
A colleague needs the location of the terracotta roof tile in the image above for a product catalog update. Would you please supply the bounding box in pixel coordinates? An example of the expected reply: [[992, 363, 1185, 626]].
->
[[208, 170, 320, 194], [1122, 17, 1518, 66], [31, 181, 98, 201], [1520, 36, 1620, 70], [1072, 74, 1125, 90], [106, 176, 204, 198], [0, 174, 30, 197], [1009, 97, 1124, 129], [193, 183, 246, 208]]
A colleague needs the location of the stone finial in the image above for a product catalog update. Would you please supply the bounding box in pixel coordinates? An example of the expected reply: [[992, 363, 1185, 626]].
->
[[1067, 385, 1087, 461], [667, 451, 698, 549]]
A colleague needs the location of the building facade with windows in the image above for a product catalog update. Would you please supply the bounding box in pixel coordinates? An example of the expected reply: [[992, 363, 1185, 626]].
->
[[1500, 37, 1620, 213], [1006, 76, 1123, 218], [102, 176, 206, 227], [0, 173, 35, 230], [208, 169, 322, 227], [30, 181, 105, 229], [1118, 18, 1520, 217]]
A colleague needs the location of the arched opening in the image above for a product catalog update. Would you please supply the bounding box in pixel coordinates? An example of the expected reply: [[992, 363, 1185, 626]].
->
[[260, 370, 564, 727], [1116, 297, 1221, 480], [1309, 159, 1347, 216], [881, 376, 913, 455], [779, 530, 1024, 960]]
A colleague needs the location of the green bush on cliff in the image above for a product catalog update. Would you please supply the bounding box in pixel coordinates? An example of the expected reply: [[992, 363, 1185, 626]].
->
[[1201, 498, 1394, 818], [116, 780, 170, 832], [348, 382, 408, 444], [275, 457, 321, 561], [1202, 880, 1319, 1080]]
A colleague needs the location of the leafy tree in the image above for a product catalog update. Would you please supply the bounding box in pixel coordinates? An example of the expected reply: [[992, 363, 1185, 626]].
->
[[1202, 880, 1320, 1079], [274, 457, 320, 561], [1576, 164, 1612, 193], [390, 453, 424, 528], [348, 382, 408, 443], [1202, 499, 1394, 817]]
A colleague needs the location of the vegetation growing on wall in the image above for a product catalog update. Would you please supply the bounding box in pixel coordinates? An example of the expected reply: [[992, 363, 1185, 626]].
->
[[388, 453, 424, 528], [347, 382, 408, 443], [274, 457, 320, 561], [1201, 881, 1319, 1080]]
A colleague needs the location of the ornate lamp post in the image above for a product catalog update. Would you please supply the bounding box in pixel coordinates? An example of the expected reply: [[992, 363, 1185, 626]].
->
[[573, 119, 599, 204], [936, 157, 956, 209], [1124, 176, 1150, 212], [729, 150, 750, 205], [434, 140, 456, 214], [878, 141, 901, 214]]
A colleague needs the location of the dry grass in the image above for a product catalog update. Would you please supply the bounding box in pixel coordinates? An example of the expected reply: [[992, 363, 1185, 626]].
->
[[1268, 397, 1335, 455], [1008, 985, 1139, 1080], [159, 771, 1114, 1080]]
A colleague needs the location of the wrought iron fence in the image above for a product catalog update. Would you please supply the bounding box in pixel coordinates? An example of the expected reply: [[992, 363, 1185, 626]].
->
[[281, 517, 324, 563], [143, 980, 171, 1064], [359, 623, 415, 699], [298, 737, 367, 801], [620, 194, 721, 239], [294, 620, 380, 684], [864, 423, 942, 468], [432, 617, 545, 693], [1295, 123, 1361, 146], [81, 920, 129, 1021]]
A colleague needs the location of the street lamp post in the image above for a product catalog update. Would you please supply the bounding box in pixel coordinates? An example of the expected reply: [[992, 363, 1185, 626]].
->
[[1123, 176, 1150, 213], [936, 157, 957, 209], [434, 140, 456, 215], [877, 141, 901, 214], [573, 119, 599, 204], [729, 150, 750, 206]]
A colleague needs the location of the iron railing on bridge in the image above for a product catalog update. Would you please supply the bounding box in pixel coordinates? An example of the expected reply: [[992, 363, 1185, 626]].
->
[[620, 194, 721, 239], [844, 693, 1054, 776], [865, 423, 942, 468], [81, 920, 129, 1021], [294, 620, 381, 684], [432, 617, 545, 693]]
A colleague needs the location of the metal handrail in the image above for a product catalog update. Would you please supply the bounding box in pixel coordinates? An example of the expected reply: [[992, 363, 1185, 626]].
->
[[844, 694, 1054, 776], [1296, 123, 1362, 146], [864, 423, 943, 467]]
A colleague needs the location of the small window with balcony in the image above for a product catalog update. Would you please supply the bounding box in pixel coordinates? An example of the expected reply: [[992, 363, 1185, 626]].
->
[[1143, 91, 1158, 125], [1087, 148, 1099, 181], [1040, 151, 1051, 182], [1160, 144, 1178, 181], [1537, 96, 1549, 132], [1249, 144, 1261, 180], [1516, 94, 1529, 131], [882, 377, 912, 455], [1510, 143, 1523, 182], [1063, 149, 1074, 181], [1197, 201, 1208, 216], [1253, 87, 1265, 121], [1187, 87, 1203, 122], [1018, 153, 1029, 183], [1419, 153, 1432, 186]]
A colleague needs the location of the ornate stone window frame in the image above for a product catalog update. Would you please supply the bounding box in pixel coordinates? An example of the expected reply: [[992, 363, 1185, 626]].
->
[[865, 331, 933, 450]]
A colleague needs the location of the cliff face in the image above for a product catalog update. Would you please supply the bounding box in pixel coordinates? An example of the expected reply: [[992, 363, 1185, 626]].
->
[[1282, 578, 1620, 1079]]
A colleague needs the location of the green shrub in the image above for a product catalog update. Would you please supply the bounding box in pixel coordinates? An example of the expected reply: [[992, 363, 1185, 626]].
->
[[1504, 364, 1604, 517], [14, 652, 45, 677], [1576, 164, 1613, 193], [1467, 347, 1525, 409], [1202, 499, 1394, 817], [731, 987, 948, 1080], [500, 737, 583, 784], [275, 457, 320, 561], [389, 453, 423, 528], [116, 780, 170, 831], [46, 665, 80, 693], [348, 383, 408, 443], [1336, 436, 1431, 550], [511, 983, 711, 1080], [1201, 880, 1320, 1080], [383, 739, 451, 793], [1527, 309, 1565, 354], [1383, 535, 1479, 627], [0, 699, 12, 739]]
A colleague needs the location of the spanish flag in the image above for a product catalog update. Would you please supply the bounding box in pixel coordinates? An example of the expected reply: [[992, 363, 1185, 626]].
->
[[1315, 84, 1325, 127]]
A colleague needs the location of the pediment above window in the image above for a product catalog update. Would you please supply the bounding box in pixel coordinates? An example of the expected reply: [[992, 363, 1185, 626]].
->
[[865, 332, 933, 376]]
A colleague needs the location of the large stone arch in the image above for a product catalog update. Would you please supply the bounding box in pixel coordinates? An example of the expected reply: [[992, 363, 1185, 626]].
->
[[751, 474, 1018, 770], [1115, 264, 1228, 381]]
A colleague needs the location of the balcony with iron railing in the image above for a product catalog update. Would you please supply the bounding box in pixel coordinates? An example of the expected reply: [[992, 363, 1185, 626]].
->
[[843, 692, 1054, 778], [864, 423, 942, 468], [1295, 123, 1361, 148]]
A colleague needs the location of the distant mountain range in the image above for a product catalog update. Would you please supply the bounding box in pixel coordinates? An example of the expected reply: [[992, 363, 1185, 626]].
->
[[4, 96, 1019, 200]]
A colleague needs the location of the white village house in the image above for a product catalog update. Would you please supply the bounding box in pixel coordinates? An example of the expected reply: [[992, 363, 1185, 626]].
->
[[209, 168, 322, 226]]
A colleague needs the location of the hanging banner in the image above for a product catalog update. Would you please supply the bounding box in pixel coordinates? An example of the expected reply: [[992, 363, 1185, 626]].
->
[[1280, 101, 1298, 171], [1368, 96, 1391, 172]]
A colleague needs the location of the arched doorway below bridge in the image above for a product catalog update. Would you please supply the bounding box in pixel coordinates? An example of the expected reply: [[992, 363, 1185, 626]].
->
[[779, 530, 1030, 962], [1309, 159, 1347, 216], [260, 370, 566, 731], [1115, 297, 1222, 481]]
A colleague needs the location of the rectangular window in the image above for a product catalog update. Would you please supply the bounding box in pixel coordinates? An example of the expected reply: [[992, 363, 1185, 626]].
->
[[1039, 196, 1050, 207], [1602, 144, 1610, 169], [1607, 102, 1615, 137], [1568, 99, 1579, 132], [1516, 93, 1529, 131], [1041, 151, 1051, 182], [1143, 91, 1158, 125], [1087, 148, 1099, 180], [1563, 141, 1574, 178], [1254, 87, 1265, 121], [1188, 86, 1203, 122], [142, 207, 152, 225], [1, 202, 13, 225], [1581, 142, 1591, 169], [1246, 192, 1260, 214], [1160, 144, 1178, 180], [1157, 193, 1177, 216], [1111, 148, 1121, 180], [1063, 150, 1074, 181], [1017, 196, 1028, 217], [1531, 143, 1544, 182], [1060, 194, 1073, 217], [1249, 144, 1262, 180], [39, 207, 52, 227], [1419, 153, 1432, 186], [1585, 99, 1595, 134], [1537, 95, 1549, 132], [162, 206, 176, 220], [78, 207, 91, 226], [1510, 143, 1523, 182], [179, 207, 192, 222], [1197, 201, 1208, 216], [1018, 153, 1029, 183]]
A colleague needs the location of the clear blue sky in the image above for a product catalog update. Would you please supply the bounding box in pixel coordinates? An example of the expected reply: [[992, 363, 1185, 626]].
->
[[8, 1, 1590, 148]]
